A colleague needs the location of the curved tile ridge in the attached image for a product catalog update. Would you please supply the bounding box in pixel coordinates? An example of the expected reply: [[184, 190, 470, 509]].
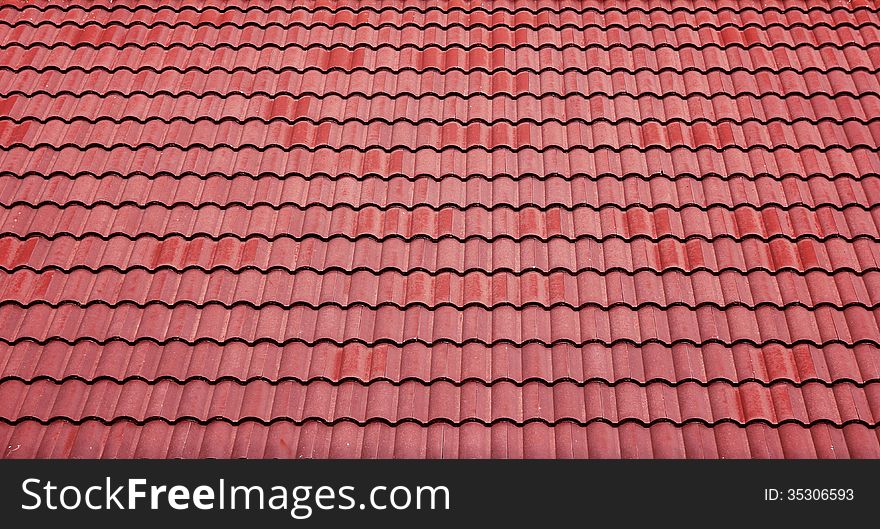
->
[[4, 143, 878, 154], [1, 268, 879, 311], [0, 232, 877, 245], [2, 145, 876, 180], [2, 118, 880, 152], [0, 303, 878, 347], [2, 173, 880, 210], [1, 340, 876, 386], [1, 299, 875, 312], [3, 93, 879, 124], [0, 235, 877, 275], [4, 40, 880, 52], [7, 79, 880, 100], [4, 199, 878, 213], [0, 203, 877, 241], [4, 65, 879, 77], [0, 414, 875, 429], [1, 16, 878, 35], [2, 420, 877, 458], [2, 170, 878, 183], [4, 116, 879, 129], [0, 378, 877, 427], [2, 1, 876, 17]]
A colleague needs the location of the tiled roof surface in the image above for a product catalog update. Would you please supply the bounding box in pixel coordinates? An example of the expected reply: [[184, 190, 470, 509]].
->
[[1, 0, 880, 458]]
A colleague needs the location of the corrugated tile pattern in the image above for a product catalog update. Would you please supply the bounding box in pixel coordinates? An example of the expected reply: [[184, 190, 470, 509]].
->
[[1, 0, 880, 459]]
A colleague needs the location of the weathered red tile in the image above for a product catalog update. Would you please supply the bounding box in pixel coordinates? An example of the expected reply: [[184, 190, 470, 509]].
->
[[0, 0, 878, 459]]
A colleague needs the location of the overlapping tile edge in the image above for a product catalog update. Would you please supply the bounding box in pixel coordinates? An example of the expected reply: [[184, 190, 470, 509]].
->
[[0, 0, 879, 458]]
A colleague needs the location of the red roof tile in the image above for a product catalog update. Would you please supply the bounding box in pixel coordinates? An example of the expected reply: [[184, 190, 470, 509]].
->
[[1, 0, 879, 458]]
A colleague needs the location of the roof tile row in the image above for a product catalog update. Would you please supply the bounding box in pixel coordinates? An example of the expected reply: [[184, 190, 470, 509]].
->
[[6, 94, 880, 124], [6, 70, 880, 99], [5, 119, 880, 150], [6, 146, 877, 179], [1, 203, 877, 240], [3, 173, 879, 210], [6, 24, 880, 48], [4, 3, 874, 29], [5, 45, 879, 72], [2, 378, 877, 425], [3, 236, 877, 273], [3, 421, 878, 459], [1, 303, 877, 345], [3, 341, 876, 385], [3, 268, 878, 309]]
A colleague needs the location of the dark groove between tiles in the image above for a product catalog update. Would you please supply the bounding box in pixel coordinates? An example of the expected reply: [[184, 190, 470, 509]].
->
[[4, 115, 877, 128], [0, 298, 875, 312], [1, 336, 878, 349], [0, 267, 872, 278], [3, 374, 876, 389], [1, 199, 876, 212], [2, 64, 876, 76], [5, 3, 876, 17], [2, 170, 878, 182], [4, 88, 879, 101], [3, 40, 877, 54], [1, 415, 876, 429], [1, 18, 877, 34], [0, 232, 876, 244], [1, 265, 874, 277], [2, 143, 878, 154]]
